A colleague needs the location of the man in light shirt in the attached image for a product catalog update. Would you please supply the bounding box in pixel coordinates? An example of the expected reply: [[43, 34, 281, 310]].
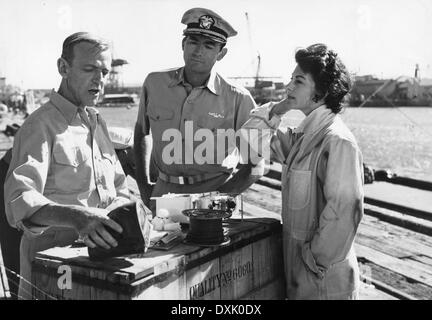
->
[[134, 8, 263, 207], [4, 32, 130, 299]]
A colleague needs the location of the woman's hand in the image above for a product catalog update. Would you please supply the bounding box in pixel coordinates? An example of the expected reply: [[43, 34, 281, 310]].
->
[[269, 98, 291, 119]]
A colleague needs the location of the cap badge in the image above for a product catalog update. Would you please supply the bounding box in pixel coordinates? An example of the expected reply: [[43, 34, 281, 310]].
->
[[199, 15, 215, 29]]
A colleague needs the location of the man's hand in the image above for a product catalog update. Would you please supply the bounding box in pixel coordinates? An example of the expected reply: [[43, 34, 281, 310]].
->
[[27, 204, 124, 250], [73, 207, 123, 250], [269, 98, 291, 119]]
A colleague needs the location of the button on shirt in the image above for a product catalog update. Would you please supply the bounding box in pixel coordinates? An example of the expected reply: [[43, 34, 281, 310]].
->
[[5, 90, 129, 233], [4, 90, 130, 299], [136, 67, 257, 178]]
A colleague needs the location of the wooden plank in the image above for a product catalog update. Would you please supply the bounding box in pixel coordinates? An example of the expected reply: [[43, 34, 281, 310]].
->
[[356, 230, 411, 259], [358, 281, 398, 300], [186, 258, 221, 300], [361, 214, 432, 251], [89, 269, 128, 300], [358, 260, 432, 300], [32, 219, 283, 300], [356, 223, 432, 259], [360, 215, 432, 258], [364, 204, 432, 236], [241, 277, 285, 300], [355, 243, 432, 288], [35, 219, 276, 285], [399, 256, 432, 274], [133, 271, 187, 300], [402, 255, 432, 268], [36, 243, 200, 284], [32, 264, 64, 300], [132, 256, 187, 300], [252, 236, 284, 290], [242, 202, 282, 221], [364, 182, 432, 215], [360, 274, 416, 300], [220, 244, 254, 299], [242, 188, 282, 219]]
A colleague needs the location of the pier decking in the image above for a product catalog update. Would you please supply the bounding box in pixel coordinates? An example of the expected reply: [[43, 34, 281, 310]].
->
[[244, 173, 432, 300], [1, 113, 431, 299]]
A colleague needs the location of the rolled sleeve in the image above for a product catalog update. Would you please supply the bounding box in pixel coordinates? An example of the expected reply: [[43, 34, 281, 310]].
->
[[234, 91, 257, 130], [239, 102, 297, 165], [4, 123, 54, 235]]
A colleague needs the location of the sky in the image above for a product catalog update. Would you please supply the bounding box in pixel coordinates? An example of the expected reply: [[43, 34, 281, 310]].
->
[[1, 0, 432, 89]]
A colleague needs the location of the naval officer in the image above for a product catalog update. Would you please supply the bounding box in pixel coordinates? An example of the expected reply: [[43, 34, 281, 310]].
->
[[134, 8, 263, 207]]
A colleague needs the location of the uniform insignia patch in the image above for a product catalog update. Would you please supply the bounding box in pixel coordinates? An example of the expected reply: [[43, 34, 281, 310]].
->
[[208, 112, 224, 119], [199, 15, 215, 29]]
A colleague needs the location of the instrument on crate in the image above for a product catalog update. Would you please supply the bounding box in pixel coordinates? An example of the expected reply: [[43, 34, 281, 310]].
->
[[182, 193, 237, 246]]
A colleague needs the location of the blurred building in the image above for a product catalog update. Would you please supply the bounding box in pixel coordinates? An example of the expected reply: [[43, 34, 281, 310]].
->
[[350, 74, 432, 107]]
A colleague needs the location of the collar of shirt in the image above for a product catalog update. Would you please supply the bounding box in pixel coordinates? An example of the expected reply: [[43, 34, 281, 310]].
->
[[49, 89, 80, 124], [168, 67, 221, 95], [50, 90, 100, 125], [295, 105, 334, 135]]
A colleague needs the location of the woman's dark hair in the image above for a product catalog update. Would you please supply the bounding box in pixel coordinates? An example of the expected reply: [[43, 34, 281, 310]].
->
[[295, 43, 352, 114]]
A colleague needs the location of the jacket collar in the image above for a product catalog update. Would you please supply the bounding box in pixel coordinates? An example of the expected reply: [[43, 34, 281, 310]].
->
[[296, 105, 336, 162], [296, 105, 334, 135]]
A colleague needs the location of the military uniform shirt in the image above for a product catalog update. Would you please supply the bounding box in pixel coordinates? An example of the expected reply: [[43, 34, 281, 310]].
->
[[136, 67, 257, 179], [4, 90, 130, 299]]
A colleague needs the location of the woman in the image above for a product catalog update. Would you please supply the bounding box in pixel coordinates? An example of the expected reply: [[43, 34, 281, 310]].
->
[[241, 43, 364, 299]]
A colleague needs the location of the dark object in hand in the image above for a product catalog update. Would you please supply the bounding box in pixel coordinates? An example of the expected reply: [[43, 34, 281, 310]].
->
[[4, 123, 21, 137], [88, 200, 153, 261]]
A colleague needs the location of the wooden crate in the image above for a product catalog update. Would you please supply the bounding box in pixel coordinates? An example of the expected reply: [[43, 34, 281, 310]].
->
[[32, 218, 285, 300]]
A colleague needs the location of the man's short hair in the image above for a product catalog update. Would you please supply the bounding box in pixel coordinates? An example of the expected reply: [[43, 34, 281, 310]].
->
[[61, 32, 110, 64]]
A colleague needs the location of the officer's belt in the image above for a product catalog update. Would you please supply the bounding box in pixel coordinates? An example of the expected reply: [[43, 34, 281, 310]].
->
[[158, 171, 227, 185]]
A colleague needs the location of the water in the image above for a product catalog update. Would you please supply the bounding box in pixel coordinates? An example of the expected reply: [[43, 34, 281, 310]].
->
[[98, 106, 432, 182]]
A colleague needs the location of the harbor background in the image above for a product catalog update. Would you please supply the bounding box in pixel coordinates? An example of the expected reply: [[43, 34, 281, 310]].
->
[[92, 105, 432, 182], [1, 0, 432, 301]]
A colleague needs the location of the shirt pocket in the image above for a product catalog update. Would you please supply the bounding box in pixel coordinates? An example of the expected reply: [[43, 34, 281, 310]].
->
[[147, 107, 175, 138], [287, 169, 311, 210], [53, 145, 88, 167], [97, 142, 117, 188], [52, 144, 90, 192], [147, 107, 174, 122], [286, 169, 314, 239]]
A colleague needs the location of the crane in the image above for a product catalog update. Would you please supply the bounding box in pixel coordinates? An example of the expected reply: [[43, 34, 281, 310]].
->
[[106, 41, 129, 92]]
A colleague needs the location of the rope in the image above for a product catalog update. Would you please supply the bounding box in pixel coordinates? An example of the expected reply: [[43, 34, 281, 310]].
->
[[1, 263, 58, 300]]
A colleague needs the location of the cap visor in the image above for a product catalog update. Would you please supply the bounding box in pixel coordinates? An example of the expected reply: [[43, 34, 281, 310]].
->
[[183, 30, 226, 43]]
